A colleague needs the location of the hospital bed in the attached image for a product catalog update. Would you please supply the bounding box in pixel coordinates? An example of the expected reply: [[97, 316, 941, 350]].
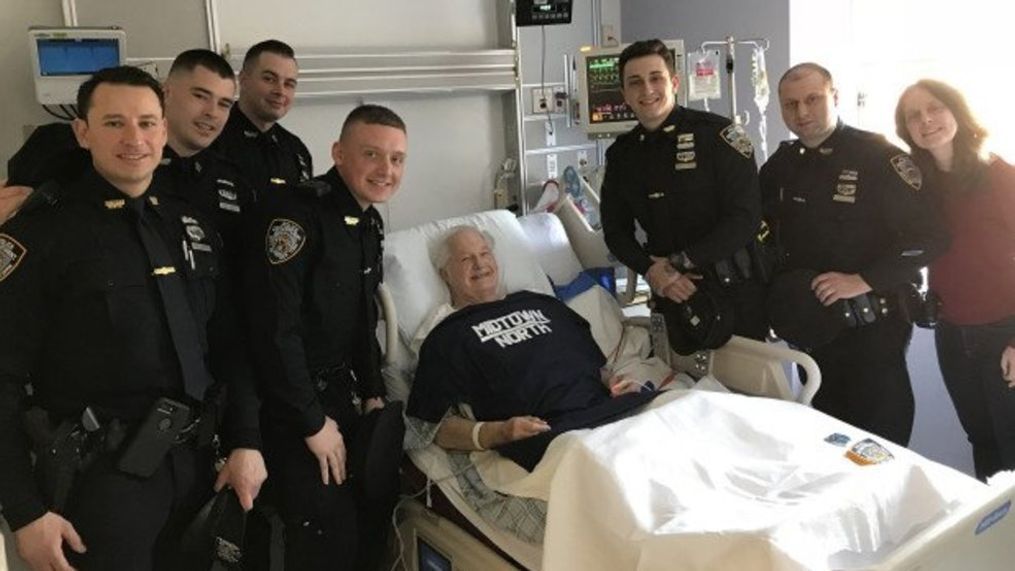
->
[[379, 209, 1015, 571]]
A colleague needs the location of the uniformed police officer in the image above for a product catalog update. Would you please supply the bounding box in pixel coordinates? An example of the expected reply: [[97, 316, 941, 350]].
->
[[243, 104, 406, 570], [157, 49, 258, 271], [213, 39, 313, 196], [0, 67, 263, 571], [600, 39, 769, 351], [760, 63, 948, 445]]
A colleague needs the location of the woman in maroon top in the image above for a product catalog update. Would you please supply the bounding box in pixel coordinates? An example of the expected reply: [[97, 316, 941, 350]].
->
[[896, 79, 1015, 480]]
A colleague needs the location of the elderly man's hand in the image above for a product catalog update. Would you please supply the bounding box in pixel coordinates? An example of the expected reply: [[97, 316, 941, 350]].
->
[[1, 186, 33, 224], [607, 374, 643, 397], [496, 416, 551, 445]]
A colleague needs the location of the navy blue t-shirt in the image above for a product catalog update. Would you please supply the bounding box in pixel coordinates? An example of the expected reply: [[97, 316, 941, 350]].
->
[[407, 290, 657, 470]]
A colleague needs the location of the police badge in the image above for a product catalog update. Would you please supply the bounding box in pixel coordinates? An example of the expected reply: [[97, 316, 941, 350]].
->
[[266, 218, 306, 265], [721, 124, 754, 159], [890, 154, 922, 191], [0, 233, 26, 282]]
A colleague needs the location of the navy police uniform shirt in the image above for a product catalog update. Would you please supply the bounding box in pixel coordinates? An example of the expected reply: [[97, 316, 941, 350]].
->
[[601, 105, 762, 275], [407, 291, 657, 470], [244, 167, 385, 437], [759, 122, 949, 292], [157, 146, 257, 272], [214, 106, 313, 196], [0, 168, 259, 530]]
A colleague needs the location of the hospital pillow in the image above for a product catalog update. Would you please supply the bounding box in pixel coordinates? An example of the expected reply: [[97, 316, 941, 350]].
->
[[516, 212, 583, 286], [383, 210, 554, 355]]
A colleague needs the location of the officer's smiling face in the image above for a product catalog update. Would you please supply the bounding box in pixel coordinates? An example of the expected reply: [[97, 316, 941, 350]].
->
[[73, 83, 167, 198], [332, 122, 407, 209], [900, 86, 958, 156], [239, 52, 298, 128], [164, 65, 236, 156], [441, 228, 500, 308], [778, 70, 839, 148], [621, 55, 679, 131]]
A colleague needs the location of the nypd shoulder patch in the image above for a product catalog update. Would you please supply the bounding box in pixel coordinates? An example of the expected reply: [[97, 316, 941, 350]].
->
[[890, 154, 922, 191], [721, 125, 754, 159], [266, 218, 306, 265], [0, 233, 27, 282]]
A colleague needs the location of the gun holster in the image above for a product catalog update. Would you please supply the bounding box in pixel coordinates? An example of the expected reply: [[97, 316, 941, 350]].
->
[[22, 407, 100, 513]]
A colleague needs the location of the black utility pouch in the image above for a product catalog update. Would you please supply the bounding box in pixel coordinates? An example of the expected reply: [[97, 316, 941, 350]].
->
[[117, 397, 191, 478]]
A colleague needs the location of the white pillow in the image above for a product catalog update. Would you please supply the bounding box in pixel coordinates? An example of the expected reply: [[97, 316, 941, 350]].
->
[[383, 210, 554, 357], [517, 212, 583, 286]]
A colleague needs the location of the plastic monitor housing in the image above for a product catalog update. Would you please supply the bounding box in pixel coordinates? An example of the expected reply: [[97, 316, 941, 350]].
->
[[29, 26, 126, 105], [576, 40, 687, 140]]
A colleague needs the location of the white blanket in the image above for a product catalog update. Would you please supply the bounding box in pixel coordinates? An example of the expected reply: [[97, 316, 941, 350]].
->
[[473, 390, 984, 571]]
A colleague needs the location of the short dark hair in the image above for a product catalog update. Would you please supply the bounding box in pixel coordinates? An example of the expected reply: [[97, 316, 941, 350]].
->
[[242, 39, 296, 71], [778, 62, 834, 92], [77, 66, 164, 119], [169, 49, 235, 80], [340, 104, 407, 138], [617, 39, 675, 85]]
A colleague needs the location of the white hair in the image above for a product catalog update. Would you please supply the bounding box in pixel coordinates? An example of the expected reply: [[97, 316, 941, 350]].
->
[[429, 225, 496, 272]]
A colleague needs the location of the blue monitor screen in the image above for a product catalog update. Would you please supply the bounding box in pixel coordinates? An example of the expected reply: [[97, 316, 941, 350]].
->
[[37, 39, 120, 76]]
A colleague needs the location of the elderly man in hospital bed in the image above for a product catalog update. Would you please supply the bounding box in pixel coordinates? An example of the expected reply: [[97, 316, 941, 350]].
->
[[401, 223, 1000, 570], [405, 225, 662, 472]]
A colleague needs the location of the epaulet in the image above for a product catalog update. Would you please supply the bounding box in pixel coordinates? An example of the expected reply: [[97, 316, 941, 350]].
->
[[18, 180, 62, 215], [294, 179, 331, 198]]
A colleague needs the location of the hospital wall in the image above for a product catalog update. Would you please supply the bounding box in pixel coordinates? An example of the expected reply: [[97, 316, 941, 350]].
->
[[0, 0, 621, 231]]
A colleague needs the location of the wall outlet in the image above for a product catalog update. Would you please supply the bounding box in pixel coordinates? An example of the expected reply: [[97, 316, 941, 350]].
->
[[531, 87, 567, 115], [531, 87, 550, 114]]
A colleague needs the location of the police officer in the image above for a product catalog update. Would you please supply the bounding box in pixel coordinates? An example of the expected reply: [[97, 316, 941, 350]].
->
[[760, 63, 948, 445], [600, 39, 769, 351], [243, 104, 406, 570], [157, 49, 257, 271], [213, 39, 313, 196], [0, 67, 263, 571]]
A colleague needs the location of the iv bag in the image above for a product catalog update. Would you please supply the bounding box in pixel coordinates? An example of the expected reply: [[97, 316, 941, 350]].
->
[[688, 50, 722, 101]]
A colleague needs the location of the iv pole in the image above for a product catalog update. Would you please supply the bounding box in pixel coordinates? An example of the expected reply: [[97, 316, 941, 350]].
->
[[697, 36, 771, 159]]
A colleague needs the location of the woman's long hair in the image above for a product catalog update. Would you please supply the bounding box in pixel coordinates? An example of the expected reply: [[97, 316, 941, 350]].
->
[[894, 79, 989, 181]]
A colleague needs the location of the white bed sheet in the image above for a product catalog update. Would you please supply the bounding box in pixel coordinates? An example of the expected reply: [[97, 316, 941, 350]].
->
[[472, 389, 985, 571]]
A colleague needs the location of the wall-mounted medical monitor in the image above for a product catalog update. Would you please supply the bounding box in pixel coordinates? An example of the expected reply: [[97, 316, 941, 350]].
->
[[516, 0, 573, 26], [576, 40, 686, 140], [29, 27, 126, 105]]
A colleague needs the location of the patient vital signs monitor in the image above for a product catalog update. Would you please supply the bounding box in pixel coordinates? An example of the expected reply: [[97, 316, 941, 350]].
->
[[29, 27, 126, 105], [576, 40, 686, 139]]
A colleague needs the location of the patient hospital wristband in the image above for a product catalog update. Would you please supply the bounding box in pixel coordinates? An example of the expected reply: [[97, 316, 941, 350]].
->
[[472, 421, 486, 451]]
